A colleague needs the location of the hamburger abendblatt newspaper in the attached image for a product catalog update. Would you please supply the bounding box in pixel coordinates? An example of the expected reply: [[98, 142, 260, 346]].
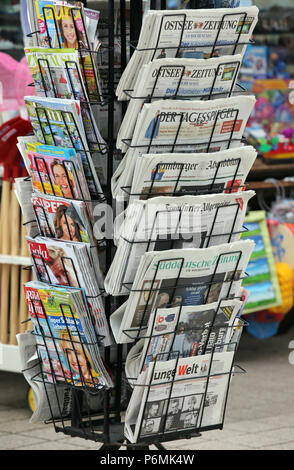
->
[[117, 54, 243, 147], [116, 6, 259, 99], [110, 239, 254, 344], [124, 350, 235, 443], [130, 146, 257, 202], [111, 95, 256, 200], [105, 191, 255, 295]]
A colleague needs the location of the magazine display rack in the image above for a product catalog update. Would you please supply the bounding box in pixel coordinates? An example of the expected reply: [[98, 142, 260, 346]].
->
[[21, 0, 255, 451]]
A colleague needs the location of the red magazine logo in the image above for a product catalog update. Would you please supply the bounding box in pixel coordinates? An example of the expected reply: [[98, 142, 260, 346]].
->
[[221, 119, 242, 134], [27, 240, 50, 261]]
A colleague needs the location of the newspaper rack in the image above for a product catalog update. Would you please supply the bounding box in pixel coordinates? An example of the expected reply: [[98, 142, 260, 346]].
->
[[21, 0, 254, 451]]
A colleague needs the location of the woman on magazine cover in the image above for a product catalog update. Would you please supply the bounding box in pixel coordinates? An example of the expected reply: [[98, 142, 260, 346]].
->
[[50, 159, 75, 199], [59, 330, 100, 387], [54, 204, 82, 242], [56, 10, 88, 50]]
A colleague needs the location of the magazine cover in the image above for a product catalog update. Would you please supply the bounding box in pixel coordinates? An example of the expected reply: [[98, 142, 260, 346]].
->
[[24, 96, 103, 199], [24, 281, 108, 388], [31, 193, 93, 243], [26, 236, 112, 346], [34, 0, 102, 101], [24, 141, 89, 201], [25, 47, 88, 100]]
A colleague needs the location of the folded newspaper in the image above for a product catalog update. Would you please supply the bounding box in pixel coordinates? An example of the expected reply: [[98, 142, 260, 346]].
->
[[112, 95, 256, 199], [106, 191, 255, 295], [14, 177, 39, 238], [124, 350, 235, 443], [24, 281, 113, 388], [117, 54, 243, 135], [26, 236, 110, 345], [17, 331, 72, 423], [124, 298, 242, 383], [129, 146, 257, 201], [110, 239, 254, 343], [116, 6, 259, 99]]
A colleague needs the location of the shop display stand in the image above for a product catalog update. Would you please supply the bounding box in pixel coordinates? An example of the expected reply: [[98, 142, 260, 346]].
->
[[22, 0, 252, 450]]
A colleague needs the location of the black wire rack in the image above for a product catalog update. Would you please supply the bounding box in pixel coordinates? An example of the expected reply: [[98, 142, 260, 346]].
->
[[124, 335, 246, 445], [21, 0, 254, 451]]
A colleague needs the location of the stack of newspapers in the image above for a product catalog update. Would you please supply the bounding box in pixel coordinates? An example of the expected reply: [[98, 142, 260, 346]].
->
[[17, 0, 114, 398], [108, 5, 259, 443]]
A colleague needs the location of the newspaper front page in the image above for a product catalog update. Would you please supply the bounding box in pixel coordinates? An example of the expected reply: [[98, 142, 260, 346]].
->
[[110, 239, 254, 343], [117, 54, 243, 142], [117, 6, 259, 98], [106, 191, 255, 295], [130, 146, 257, 201], [125, 350, 235, 443], [112, 95, 256, 199], [124, 298, 242, 381]]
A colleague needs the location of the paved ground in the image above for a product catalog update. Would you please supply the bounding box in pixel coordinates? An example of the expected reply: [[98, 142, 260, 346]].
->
[[0, 327, 294, 450]]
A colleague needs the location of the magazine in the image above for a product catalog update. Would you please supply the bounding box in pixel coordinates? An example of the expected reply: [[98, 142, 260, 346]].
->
[[24, 140, 90, 202], [26, 236, 111, 346], [31, 0, 102, 102], [124, 350, 235, 443], [31, 193, 94, 244], [129, 146, 257, 201], [25, 47, 87, 100], [109, 239, 254, 343], [106, 191, 255, 295], [24, 281, 113, 388], [111, 95, 256, 199], [116, 6, 259, 98], [24, 95, 104, 199], [25, 46, 106, 159]]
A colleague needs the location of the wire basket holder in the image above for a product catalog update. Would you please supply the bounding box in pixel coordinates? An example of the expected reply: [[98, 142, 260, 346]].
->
[[38, 5, 102, 104], [121, 249, 245, 340], [31, 105, 105, 201], [120, 106, 247, 198], [125, 335, 246, 446], [124, 298, 247, 375], [117, 201, 248, 291]]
